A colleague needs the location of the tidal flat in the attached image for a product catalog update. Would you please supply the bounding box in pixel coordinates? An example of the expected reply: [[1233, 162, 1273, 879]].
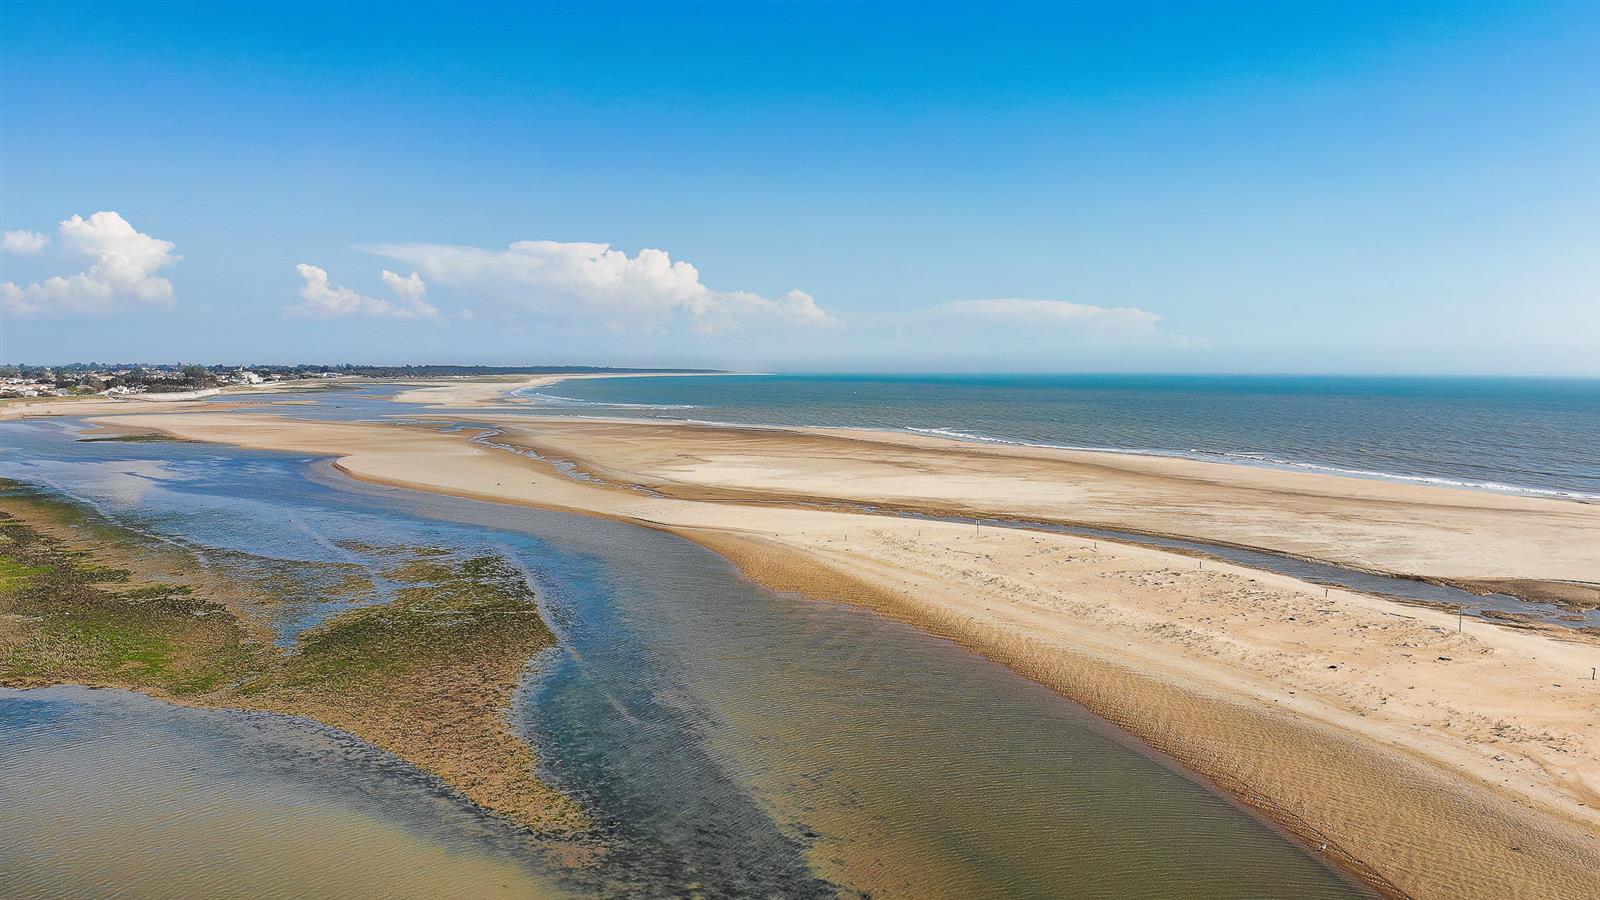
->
[[0, 486, 582, 833], [0, 417, 1368, 898]]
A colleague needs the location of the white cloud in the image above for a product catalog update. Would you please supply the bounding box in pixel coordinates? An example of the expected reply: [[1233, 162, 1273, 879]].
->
[[364, 239, 834, 332], [287, 264, 439, 319], [2, 212, 179, 315], [380, 269, 428, 306], [682, 288, 832, 334], [2, 230, 48, 255], [936, 298, 1161, 330]]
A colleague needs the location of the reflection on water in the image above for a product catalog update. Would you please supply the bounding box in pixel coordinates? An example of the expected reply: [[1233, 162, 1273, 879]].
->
[[0, 686, 567, 899], [0, 415, 1363, 897]]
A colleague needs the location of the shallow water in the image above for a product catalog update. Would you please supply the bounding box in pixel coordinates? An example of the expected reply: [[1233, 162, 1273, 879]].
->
[[0, 415, 1362, 897], [0, 686, 567, 899]]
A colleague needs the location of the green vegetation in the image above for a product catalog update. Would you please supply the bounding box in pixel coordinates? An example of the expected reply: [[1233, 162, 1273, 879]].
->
[[0, 512, 265, 696], [0, 499, 583, 833], [235, 551, 582, 830], [267, 555, 549, 688], [0, 556, 49, 590]]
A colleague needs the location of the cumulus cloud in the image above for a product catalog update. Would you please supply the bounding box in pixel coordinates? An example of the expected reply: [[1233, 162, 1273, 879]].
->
[[2, 212, 179, 315], [287, 264, 439, 319], [380, 269, 427, 306], [2, 230, 48, 255], [936, 298, 1161, 330], [364, 239, 834, 332]]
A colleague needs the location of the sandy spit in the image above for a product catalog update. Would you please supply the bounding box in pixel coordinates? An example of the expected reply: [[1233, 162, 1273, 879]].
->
[[81, 409, 1600, 899], [489, 415, 1600, 590], [390, 371, 744, 408]]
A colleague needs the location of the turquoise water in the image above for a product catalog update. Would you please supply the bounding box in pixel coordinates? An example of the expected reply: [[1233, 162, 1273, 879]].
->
[[0, 416, 1362, 897], [522, 374, 1600, 499]]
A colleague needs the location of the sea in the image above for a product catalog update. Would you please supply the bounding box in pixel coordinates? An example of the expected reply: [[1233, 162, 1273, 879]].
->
[[515, 374, 1600, 501]]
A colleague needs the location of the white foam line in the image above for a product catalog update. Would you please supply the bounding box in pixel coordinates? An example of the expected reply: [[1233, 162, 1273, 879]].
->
[[904, 427, 1599, 500], [904, 426, 1154, 456], [497, 403, 1599, 502]]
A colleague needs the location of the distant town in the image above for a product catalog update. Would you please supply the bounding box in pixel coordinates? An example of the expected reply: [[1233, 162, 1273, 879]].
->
[[0, 364, 716, 399]]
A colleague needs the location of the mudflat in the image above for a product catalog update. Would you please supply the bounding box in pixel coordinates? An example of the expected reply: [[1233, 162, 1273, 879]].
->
[[0, 487, 583, 834]]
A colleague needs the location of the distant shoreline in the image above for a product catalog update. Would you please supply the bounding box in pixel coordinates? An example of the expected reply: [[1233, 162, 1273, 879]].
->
[[390, 370, 758, 409], [11, 368, 1597, 503], [477, 371, 1600, 504]]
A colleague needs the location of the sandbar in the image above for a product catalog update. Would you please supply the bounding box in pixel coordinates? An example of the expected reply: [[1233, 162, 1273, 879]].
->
[[74, 396, 1600, 899]]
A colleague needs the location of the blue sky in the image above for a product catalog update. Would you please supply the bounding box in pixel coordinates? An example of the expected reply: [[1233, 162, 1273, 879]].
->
[[2, 1, 1597, 373]]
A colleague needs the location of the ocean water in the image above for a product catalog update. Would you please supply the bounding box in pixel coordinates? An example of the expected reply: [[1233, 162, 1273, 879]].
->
[[518, 374, 1600, 500]]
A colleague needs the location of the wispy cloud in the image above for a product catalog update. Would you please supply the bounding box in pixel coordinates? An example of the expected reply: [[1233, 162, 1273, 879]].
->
[[934, 298, 1161, 330], [363, 239, 834, 333], [287, 264, 439, 319], [2, 212, 179, 315]]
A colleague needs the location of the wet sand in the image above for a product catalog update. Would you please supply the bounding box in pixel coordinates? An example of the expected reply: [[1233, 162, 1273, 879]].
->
[[85, 406, 1600, 899]]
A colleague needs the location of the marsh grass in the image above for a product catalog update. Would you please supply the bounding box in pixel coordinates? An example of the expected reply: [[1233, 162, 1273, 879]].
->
[[238, 551, 584, 831], [0, 512, 264, 697], [0, 493, 583, 833]]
